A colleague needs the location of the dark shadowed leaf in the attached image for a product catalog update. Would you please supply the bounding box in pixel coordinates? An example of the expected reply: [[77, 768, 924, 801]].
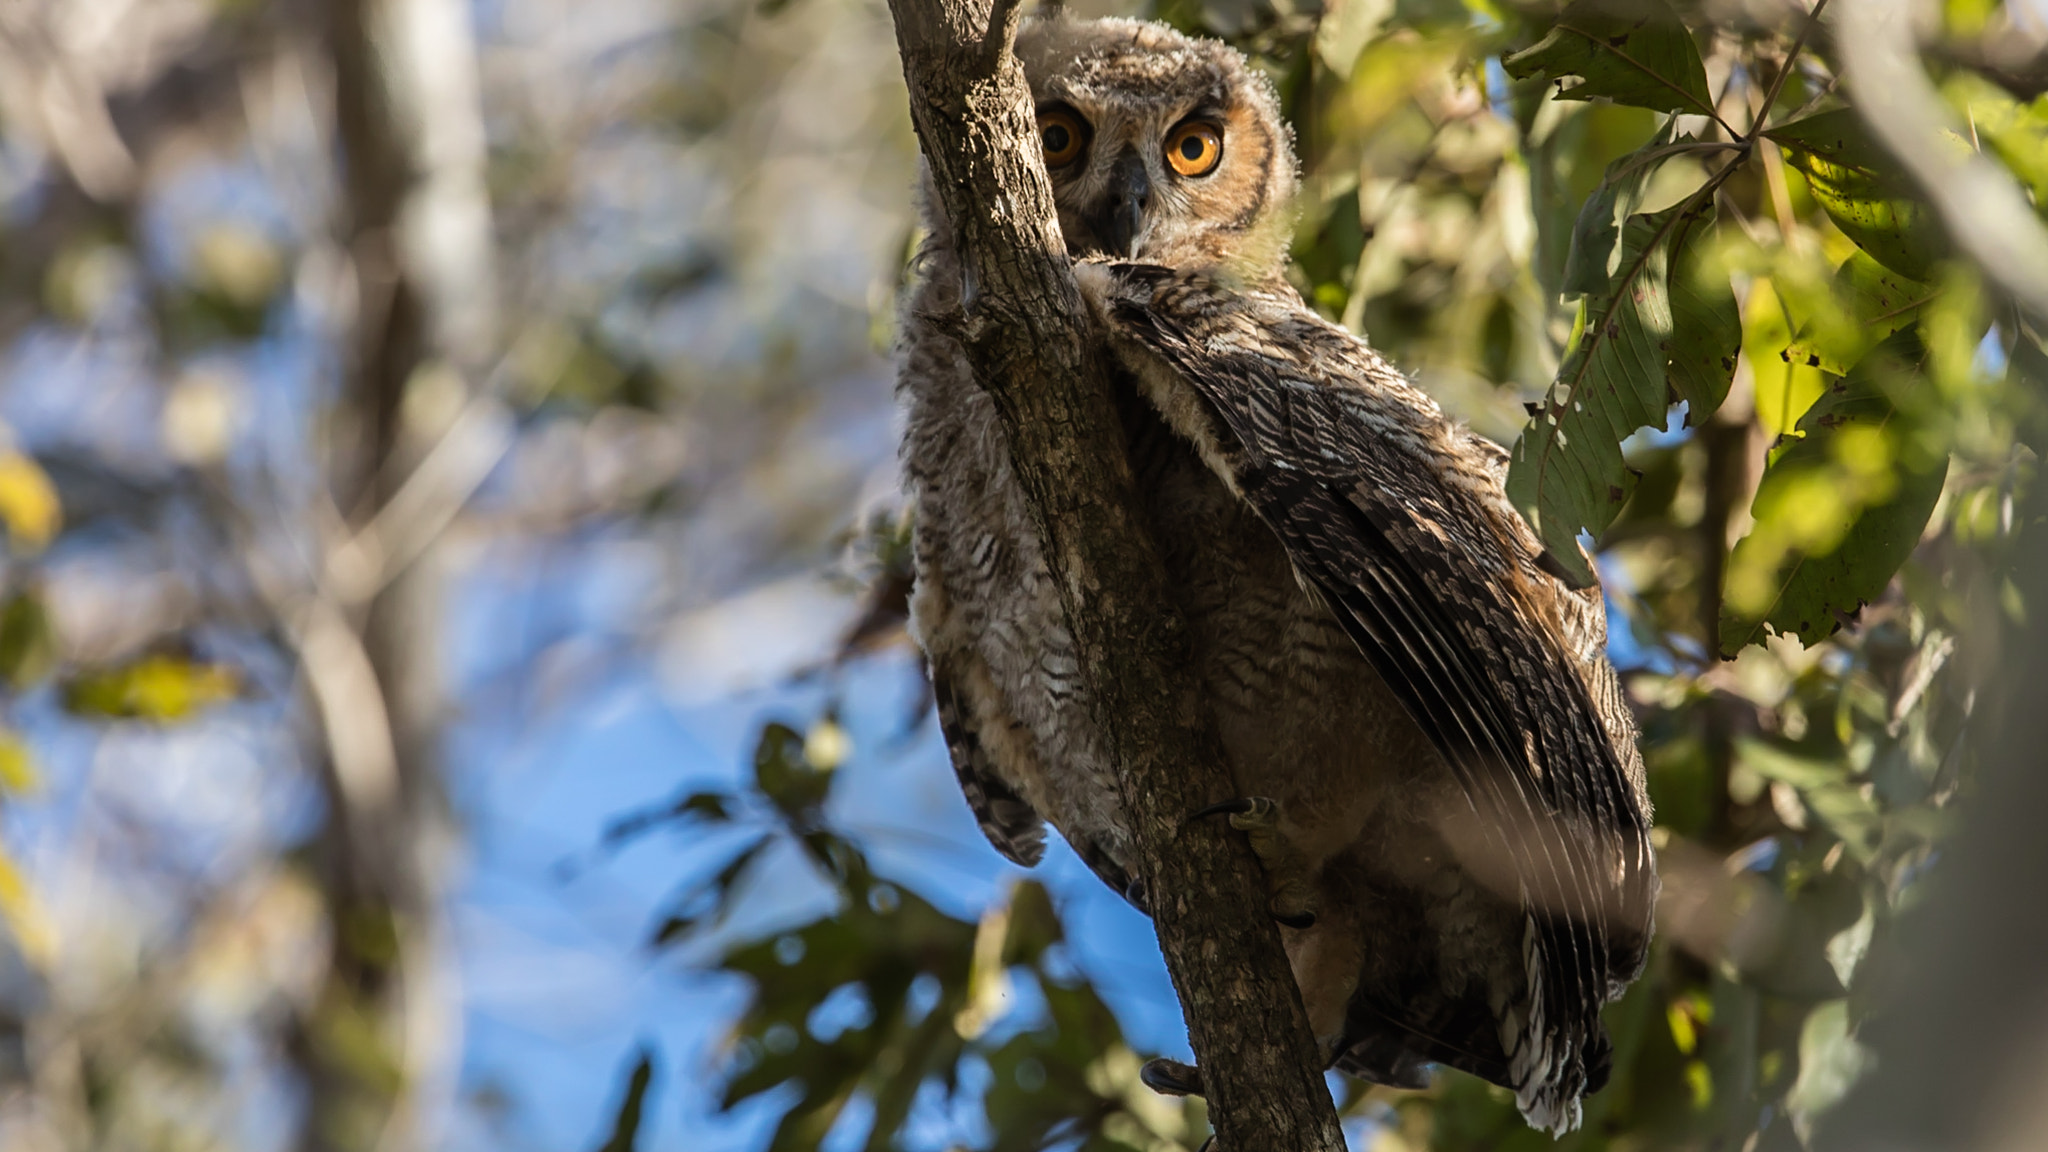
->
[[754, 720, 832, 823], [1503, 0, 1714, 119], [1720, 332, 1948, 654], [604, 790, 735, 848], [1509, 198, 1739, 585], [0, 592, 56, 690], [591, 1047, 656, 1152], [1765, 110, 1943, 281], [1562, 120, 1679, 299]]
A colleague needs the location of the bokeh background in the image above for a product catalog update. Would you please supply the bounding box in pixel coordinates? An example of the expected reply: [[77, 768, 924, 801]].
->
[[0, 0, 2045, 1150]]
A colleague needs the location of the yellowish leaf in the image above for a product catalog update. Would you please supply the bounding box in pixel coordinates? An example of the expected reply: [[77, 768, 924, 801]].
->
[[63, 654, 241, 722], [0, 847, 55, 968], [0, 732, 36, 795], [0, 453, 61, 553]]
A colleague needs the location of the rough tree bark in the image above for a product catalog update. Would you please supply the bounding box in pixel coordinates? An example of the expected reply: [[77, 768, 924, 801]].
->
[[884, 1, 1348, 1148]]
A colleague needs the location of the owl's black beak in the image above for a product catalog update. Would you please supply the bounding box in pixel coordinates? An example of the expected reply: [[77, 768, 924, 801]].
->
[[1088, 149, 1151, 259]]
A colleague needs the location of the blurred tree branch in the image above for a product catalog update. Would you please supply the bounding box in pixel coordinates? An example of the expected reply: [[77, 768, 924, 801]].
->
[[285, 0, 495, 1148], [1837, 0, 2048, 323], [883, 0, 1347, 1148]]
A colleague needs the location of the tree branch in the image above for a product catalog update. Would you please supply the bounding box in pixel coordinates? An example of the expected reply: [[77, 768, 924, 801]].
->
[[884, 2, 1347, 1148]]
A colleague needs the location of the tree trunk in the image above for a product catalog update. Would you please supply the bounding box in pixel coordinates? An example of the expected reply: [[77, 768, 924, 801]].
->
[[882, 1, 1348, 1148]]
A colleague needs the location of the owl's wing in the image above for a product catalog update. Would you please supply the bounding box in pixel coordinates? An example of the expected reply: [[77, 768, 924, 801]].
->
[[929, 655, 1048, 869], [1081, 260, 1656, 1039]]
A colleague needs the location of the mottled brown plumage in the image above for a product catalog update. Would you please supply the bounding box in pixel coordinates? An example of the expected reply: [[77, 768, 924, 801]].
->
[[898, 14, 1654, 1133]]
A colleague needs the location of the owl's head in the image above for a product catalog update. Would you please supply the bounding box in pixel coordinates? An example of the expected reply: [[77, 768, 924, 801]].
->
[[1013, 17, 1298, 282]]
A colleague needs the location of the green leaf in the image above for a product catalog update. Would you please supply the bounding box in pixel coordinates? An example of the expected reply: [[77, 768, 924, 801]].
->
[[1720, 331, 1949, 654], [1785, 1000, 1873, 1139], [1785, 252, 1939, 376], [754, 721, 831, 823], [591, 1047, 656, 1152], [1766, 110, 1943, 280], [1509, 198, 1740, 585], [61, 653, 240, 721], [0, 592, 56, 691], [1950, 80, 2048, 213], [0, 452, 61, 554], [1735, 740, 1884, 865], [1563, 120, 1679, 299], [604, 790, 734, 847], [1502, 0, 1715, 119], [0, 730, 36, 795]]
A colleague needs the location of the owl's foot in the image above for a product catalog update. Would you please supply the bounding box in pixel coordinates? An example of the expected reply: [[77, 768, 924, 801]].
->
[[1140, 1057, 1204, 1097], [1192, 797, 1317, 929]]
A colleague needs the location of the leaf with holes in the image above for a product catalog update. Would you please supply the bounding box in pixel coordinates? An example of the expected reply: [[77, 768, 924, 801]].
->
[[1786, 252, 1939, 377], [1720, 331, 1948, 654], [1503, 0, 1715, 119], [1766, 110, 1943, 280], [1509, 198, 1740, 586]]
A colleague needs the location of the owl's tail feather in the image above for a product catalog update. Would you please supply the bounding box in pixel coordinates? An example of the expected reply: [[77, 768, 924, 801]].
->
[[1500, 915, 1612, 1135], [1335, 922, 1610, 1136]]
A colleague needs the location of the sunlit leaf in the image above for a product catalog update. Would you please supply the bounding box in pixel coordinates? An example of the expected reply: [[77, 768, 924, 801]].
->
[[0, 846, 54, 968], [62, 653, 241, 721], [1786, 252, 1939, 378], [1503, 0, 1715, 119], [0, 452, 61, 554], [1766, 110, 1943, 280], [1509, 198, 1739, 585], [1825, 893, 1877, 989], [955, 889, 1016, 1041], [802, 717, 850, 770], [1721, 332, 1948, 654], [1745, 277, 1829, 439], [0, 730, 37, 796], [1947, 80, 2048, 212], [1785, 1000, 1873, 1141], [1314, 0, 1392, 77]]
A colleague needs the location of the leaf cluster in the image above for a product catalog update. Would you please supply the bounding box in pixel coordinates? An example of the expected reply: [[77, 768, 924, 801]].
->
[[629, 720, 1207, 1152]]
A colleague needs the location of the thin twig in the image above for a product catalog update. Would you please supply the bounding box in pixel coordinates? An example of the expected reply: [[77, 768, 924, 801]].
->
[[1754, 0, 1833, 134]]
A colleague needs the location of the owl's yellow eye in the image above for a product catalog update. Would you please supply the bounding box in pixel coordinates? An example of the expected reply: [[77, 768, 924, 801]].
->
[[1038, 107, 1088, 168], [1165, 121, 1223, 177]]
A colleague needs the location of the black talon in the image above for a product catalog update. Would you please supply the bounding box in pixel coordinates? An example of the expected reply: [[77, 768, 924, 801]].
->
[[1197, 1138, 1215, 1152], [1192, 798, 1256, 822], [1140, 1056, 1205, 1097]]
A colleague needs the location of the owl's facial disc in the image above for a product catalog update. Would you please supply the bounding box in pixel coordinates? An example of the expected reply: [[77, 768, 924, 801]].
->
[[1036, 104, 1234, 261], [1014, 17, 1298, 278]]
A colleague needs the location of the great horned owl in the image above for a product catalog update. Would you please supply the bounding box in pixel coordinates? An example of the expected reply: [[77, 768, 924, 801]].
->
[[898, 14, 1656, 1134]]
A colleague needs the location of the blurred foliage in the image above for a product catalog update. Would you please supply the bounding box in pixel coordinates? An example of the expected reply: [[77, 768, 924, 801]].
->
[[639, 720, 1208, 1151]]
